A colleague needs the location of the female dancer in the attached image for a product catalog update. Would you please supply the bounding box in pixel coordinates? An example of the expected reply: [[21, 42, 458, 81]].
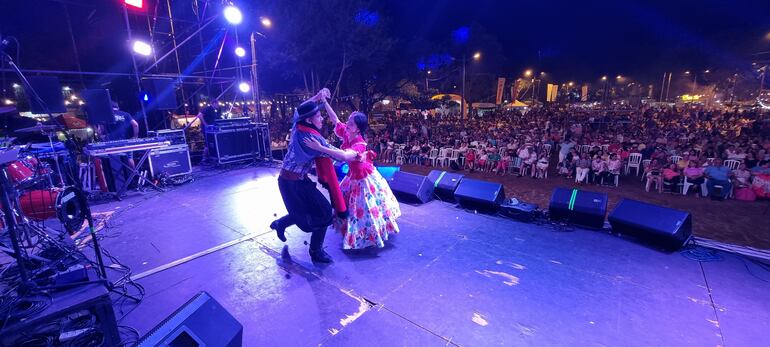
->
[[304, 107, 401, 249]]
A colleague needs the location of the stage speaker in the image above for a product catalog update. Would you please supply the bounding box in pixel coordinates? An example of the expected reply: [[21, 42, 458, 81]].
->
[[549, 187, 607, 229], [25, 76, 66, 114], [608, 199, 692, 250], [142, 78, 178, 110], [454, 178, 505, 211], [83, 89, 115, 124], [388, 171, 433, 204], [427, 170, 464, 201], [138, 291, 242, 347]]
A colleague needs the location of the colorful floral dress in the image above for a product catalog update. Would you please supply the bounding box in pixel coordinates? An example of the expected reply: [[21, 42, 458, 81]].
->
[[333, 123, 401, 249]]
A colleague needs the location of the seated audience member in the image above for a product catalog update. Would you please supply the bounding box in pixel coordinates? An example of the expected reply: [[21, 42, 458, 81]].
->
[[575, 153, 591, 184], [497, 151, 512, 175], [535, 153, 549, 178], [465, 148, 476, 171], [662, 163, 681, 192], [591, 155, 607, 184], [734, 163, 756, 201], [477, 151, 488, 171], [606, 153, 622, 186], [704, 158, 733, 200], [683, 161, 705, 197], [488, 149, 501, 173], [645, 159, 663, 193]]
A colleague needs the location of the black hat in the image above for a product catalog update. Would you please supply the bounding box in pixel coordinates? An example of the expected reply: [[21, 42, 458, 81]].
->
[[293, 100, 322, 123]]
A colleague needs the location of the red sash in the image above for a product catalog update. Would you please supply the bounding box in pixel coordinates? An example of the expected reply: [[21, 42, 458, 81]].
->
[[296, 125, 348, 217]]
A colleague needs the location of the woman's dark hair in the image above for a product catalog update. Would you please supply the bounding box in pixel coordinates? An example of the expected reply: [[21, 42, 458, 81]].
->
[[351, 111, 369, 138]]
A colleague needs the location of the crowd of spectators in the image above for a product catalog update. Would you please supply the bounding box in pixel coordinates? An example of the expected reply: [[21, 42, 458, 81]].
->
[[349, 105, 770, 202]]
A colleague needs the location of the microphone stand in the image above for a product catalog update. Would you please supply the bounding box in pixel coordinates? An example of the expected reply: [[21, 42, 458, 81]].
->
[[1, 49, 109, 290]]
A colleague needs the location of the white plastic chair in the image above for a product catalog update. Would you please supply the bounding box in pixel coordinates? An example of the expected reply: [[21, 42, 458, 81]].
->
[[448, 150, 461, 168], [682, 176, 704, 196], [580, 145, 591, 153], [428, 149, 439, 166], [394, 149, 405, 165], [670, 155, 682, 165], [437, 148, 451, 167], [640, 159, 651, 181], [626, 153, 642, 175], [543, 144, 552, 157], [724, 160, 740, 170]]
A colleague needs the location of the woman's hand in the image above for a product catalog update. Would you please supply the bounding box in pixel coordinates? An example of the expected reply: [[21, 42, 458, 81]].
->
[[303, 137, 323, 151]]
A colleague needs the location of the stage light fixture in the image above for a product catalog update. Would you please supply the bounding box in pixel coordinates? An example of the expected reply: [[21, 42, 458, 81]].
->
[[125, 0, 143, 9], [132, 40, 153, 56], [224, 6, 243, 25], [239, 82, 251, 93], [235, 47, 246, 57]]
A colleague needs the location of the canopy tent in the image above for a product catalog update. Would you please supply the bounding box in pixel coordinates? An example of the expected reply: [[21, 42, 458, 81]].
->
[[472, 102, 497, 109], [430, 94, 466, 105], [503, 100, 528, 108]]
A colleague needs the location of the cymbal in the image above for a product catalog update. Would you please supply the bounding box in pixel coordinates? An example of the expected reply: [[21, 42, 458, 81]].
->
[[15, 124, 62, 134]]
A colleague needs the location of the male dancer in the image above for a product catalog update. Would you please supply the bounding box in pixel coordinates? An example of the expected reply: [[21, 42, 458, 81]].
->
[[270, 89, 344, 263]]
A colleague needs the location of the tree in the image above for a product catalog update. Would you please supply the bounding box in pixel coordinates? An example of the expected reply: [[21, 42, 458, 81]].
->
[[260, 0, 395, 109]]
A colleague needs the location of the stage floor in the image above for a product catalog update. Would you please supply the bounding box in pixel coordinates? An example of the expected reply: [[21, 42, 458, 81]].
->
[[91, 166, 770, 346]]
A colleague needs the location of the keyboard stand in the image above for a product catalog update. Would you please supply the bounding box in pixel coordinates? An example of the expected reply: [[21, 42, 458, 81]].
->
[[114, 148, 164, 200]]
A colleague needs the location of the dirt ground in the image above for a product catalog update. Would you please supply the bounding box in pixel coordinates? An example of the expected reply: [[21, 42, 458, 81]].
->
[[395, 163, 770, 251]]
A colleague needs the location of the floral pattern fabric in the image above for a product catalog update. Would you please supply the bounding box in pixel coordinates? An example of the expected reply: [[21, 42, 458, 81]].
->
[[335, 170, 401, 249], [332, 122, 401, 249]]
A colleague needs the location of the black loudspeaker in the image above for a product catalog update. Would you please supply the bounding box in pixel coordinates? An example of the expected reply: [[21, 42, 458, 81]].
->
[[549, 187, 607, 229], [25, 76, 66, 114], [83, 89, 115, 124], [0, 283, 120, 346], [149, 144, 192, 178], [388, 171, 434, 204], [427, 170, 464, 201], [454, 178, 505, 211], [138, 291, 242, 347], [608, 199, 692, 250], [142, 78, 178, 110], [102, 156, 129, 193]]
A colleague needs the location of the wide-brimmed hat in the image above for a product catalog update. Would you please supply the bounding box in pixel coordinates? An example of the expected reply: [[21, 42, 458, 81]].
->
[[293, 100, 322, 123]]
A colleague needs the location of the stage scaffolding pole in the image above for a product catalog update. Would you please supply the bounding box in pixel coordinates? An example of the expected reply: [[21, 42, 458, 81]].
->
[[122, 3, 149, 134]]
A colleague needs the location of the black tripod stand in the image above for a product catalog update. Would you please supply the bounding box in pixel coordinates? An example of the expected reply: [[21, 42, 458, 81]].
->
[[1, 46, 110, 294]]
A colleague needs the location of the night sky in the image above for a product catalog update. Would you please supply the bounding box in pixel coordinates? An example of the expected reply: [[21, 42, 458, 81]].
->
[[1, 0, 769, 89]]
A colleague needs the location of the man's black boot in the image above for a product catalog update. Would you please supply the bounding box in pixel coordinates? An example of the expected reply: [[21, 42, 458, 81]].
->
[[309, 248, 333, 263], [270, 220, 287, 242]]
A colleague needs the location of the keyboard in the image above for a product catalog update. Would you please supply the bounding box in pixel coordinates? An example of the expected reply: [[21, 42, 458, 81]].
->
[[85, 138, 170, 156]]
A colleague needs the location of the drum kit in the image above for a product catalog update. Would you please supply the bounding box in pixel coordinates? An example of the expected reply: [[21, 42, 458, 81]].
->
[[1, 123, 86, 234]]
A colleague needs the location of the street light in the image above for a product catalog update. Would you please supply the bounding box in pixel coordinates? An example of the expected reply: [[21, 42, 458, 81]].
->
[[524, 69, 533, 77], [568, 82, 574, 87], [462, 51, 481, 122], [601, 76, 607, 81], [616, 75, 622, 80], [224, 6, 243, 25], [260, 17, 272, 28], [235, 47, 246, 57]]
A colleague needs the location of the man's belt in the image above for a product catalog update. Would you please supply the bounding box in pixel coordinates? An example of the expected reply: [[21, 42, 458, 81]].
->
[[279, 169, 305, 181]]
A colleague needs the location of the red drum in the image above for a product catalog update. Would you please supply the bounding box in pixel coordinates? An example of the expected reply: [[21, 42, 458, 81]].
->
[[18, 187, 85, 232], [6, 160, 35, 187]]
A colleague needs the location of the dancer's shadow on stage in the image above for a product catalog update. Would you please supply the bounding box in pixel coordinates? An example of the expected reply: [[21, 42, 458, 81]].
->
[[340, 236, 397, 262]]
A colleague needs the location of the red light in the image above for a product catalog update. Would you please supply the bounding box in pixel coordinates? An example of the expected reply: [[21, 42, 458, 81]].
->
[[125, 0, 143, 9]]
